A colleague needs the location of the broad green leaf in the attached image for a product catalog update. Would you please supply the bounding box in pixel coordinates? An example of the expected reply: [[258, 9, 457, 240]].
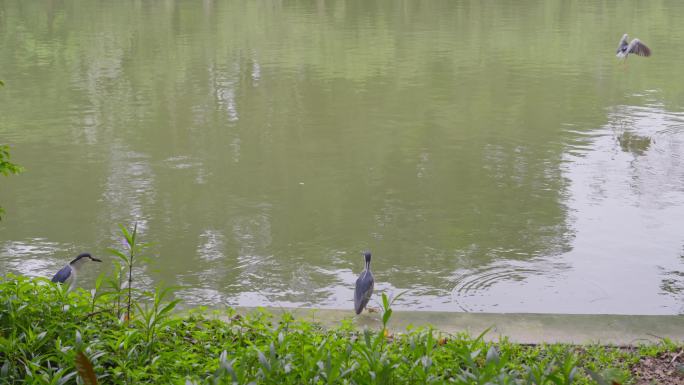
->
[[382, 308, 392, 326]]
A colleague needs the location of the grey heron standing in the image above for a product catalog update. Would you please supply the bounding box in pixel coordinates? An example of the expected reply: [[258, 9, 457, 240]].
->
[[616, 34, 651, 59], [51, 253, 102, 291], [354, 251, 375, 314]]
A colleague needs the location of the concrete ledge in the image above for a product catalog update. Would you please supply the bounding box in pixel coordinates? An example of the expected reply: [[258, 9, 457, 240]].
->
[[229, 307, 684, 345]]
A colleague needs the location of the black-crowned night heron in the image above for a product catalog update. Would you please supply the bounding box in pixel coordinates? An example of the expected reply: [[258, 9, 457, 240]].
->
[[51, 253, 101, 290], [354, 251, 374, 314], [616, 33, 651, 59]]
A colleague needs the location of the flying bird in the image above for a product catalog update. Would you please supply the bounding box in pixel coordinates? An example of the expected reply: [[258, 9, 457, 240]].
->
[[354, 251, 375, 314], [616, 34, 651, 59], [51, 253, 102, 291]]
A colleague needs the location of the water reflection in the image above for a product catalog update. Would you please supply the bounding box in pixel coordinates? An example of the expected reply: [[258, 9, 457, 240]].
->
[[102, 145, 155, 231], [430, 101, 684, 314], [617, 132, 651, 156], [1, 239, 65, 277], [556, 102, 684, 313], [1, 0, 684, 314], [659, 257, 683, 296]]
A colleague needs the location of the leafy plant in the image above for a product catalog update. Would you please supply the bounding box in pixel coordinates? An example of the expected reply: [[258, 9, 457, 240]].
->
[[133, 286, 180, 358], [108, 223, 148, 322]]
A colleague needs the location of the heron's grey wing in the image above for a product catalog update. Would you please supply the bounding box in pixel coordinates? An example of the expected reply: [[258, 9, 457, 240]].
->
[[617, 34, 629, 52], [627, 39, 651, 57], [354, 272, 374, 314], [51, 265, 72, 283]]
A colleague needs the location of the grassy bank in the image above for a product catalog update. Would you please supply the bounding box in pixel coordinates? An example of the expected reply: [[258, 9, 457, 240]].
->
[[0, 274, 681, 384]]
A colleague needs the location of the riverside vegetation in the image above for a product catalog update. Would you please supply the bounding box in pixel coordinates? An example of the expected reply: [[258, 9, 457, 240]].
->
[[0, 225, 681, 384]]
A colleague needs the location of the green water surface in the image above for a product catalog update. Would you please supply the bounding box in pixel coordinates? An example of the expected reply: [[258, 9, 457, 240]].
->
[[1, 0, 683, 314]]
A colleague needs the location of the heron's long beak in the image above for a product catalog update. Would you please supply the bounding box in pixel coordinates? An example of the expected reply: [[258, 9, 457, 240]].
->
[[91, 257, 103, 262]]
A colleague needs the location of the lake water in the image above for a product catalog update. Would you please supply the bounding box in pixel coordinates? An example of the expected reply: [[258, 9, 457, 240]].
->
[[1, 0, 683, 314]]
